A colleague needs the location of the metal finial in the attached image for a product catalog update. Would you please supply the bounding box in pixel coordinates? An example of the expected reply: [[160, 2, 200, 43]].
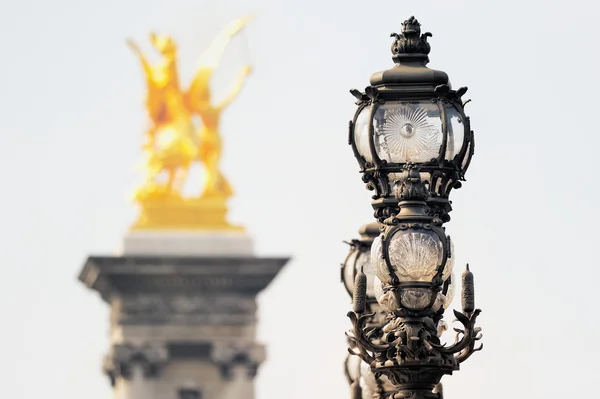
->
[[401, 16, 422, 34], [390, 16, 432, 60]]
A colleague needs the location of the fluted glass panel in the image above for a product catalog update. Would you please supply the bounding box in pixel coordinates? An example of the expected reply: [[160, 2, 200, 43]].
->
[[374, 102, 442, 163], [445, 105, 465, 161], [343, 251, 358, 295], [344, 250, 376, 298], [354, 107, 373, 163], [462, 142, 472, 170], [387, 230, 442, 282], [357, 252, 375, 298]]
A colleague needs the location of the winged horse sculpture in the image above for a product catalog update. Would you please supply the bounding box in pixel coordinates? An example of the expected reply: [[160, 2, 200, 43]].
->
[[127, 16, 252, 202]]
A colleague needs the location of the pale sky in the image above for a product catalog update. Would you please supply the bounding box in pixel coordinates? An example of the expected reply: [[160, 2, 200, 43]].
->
[[1, 0, 599, 398]]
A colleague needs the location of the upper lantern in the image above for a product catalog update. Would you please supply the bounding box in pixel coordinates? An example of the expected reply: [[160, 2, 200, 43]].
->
[[349, 16, 474, 223]]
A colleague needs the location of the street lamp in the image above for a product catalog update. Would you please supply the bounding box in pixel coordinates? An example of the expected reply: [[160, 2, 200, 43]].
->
[[346, 16, 482, 399], [342, 223, 397, 399]]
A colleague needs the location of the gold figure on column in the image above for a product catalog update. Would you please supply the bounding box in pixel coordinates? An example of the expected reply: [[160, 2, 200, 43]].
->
[[127, 16, 253, 230]]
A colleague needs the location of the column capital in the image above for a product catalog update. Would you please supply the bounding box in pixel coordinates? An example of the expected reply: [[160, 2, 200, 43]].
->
[[103, 343, 169, 386], [210, 342, 265, 379]]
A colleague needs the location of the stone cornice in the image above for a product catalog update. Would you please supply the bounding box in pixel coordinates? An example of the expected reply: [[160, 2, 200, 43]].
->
[[79, 255, 290, 301]]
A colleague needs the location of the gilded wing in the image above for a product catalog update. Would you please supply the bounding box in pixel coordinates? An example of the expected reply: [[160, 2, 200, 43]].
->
[[127, 37, 165, 124], [184, 15, 254, 113]]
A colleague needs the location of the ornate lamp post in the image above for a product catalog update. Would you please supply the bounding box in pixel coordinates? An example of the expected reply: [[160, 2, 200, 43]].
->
[[345, 16, 482, 399], [342, 223, 397, 399]]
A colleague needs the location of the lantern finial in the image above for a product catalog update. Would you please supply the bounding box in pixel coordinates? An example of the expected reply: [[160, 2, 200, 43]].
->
[[390, 16, 432, 63]]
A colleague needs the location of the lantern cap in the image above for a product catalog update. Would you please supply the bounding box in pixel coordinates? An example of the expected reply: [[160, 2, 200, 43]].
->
[[358, 222, 381, 239], [369, 16, 450, 90]]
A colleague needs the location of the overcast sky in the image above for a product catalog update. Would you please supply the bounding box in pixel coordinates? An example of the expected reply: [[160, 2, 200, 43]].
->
[[1, 0, 599, 398]]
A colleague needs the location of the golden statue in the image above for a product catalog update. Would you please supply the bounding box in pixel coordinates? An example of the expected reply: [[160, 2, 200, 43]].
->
[[127, 16, 253, 230]]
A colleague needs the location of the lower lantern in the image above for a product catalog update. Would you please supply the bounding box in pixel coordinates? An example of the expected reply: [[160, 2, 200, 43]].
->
[[345, 169, 483, 399]]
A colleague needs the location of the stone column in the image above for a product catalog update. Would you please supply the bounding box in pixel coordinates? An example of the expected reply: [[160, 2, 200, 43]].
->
[[79, 232, 290, 399], [220, 365, 254, 399]]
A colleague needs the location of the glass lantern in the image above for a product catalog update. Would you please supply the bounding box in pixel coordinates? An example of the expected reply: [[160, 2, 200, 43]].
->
[[348, 17, 474, 223], [341, 223, 381, 302], [371, 227, 454, 312], [355, 101, 468, 166]]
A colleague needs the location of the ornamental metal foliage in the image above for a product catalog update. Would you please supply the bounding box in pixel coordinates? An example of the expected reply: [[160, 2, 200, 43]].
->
[[346, 171, 483, 398]]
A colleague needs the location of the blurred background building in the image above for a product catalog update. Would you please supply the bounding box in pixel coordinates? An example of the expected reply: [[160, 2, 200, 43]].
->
[[78, 16, 289, 399], [78, 207, 288, 399]]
